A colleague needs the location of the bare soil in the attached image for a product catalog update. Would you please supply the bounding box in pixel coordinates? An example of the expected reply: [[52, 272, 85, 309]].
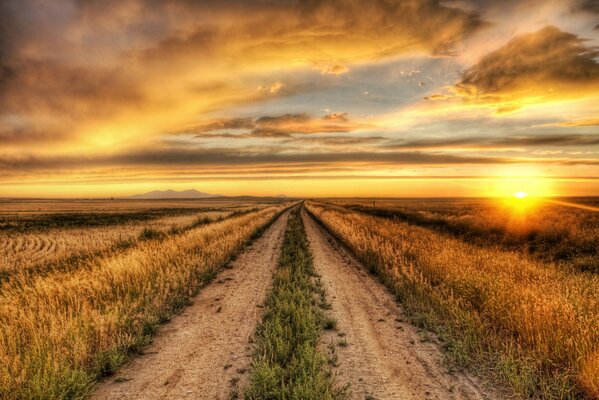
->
[[91, 211, 289, 400], [302, 210, 502, 400]]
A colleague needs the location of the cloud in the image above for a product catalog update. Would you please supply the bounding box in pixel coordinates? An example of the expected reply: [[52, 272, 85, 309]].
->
[[2, 1, 598, 194], [0, 61, 144, 116], [0, 0, 486, 152], [136, 0, 486, 61], [0, 124, 70, 145], [546, 118, 599, 127], [186, 112, 368, 138], [453, 26, 599, 104], [385, 133, 599, 150], [5, 142, 599, 184], [289, 136, 386, 146], [0, 147, 519, 174], [320, 63, 349, 75]]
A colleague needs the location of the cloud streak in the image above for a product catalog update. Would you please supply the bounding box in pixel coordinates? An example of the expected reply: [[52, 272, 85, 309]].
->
[[185, 113, 369, 138], [385, 133, 599, 150]]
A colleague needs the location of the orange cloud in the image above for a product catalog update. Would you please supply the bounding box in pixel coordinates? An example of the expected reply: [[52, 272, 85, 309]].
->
[[453, 26, 599, 108], [551, 118, 599, 127], [320, 63, 349, 75], [0, 0, 486, 156]]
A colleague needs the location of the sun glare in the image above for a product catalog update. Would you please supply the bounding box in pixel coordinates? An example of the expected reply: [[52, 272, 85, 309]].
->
[[488, 167, 554, 200], [514, 191, 527, 199]]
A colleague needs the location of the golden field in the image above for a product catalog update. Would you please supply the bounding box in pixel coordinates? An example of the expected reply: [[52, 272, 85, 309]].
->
[[0, 210, 230, 275], [0, 200, 289, 399], [306, 200, 599, 399], [0, 200, 273, 277]]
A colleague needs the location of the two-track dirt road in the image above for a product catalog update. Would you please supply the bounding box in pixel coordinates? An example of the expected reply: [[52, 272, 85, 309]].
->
[[93, 206, 500, 399], [92, 211, 290, 400], [302, 209, 500, 400]]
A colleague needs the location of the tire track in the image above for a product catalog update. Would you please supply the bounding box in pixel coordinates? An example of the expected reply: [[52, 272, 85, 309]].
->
[[92, 210, 290, 400], [302, 209, 501, 400]]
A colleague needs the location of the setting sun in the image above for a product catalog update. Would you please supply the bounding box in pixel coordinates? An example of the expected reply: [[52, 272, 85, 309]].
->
[[514, 191, 527, 199]]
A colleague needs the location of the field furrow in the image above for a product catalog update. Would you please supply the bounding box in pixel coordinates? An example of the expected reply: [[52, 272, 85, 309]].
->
[[0, 209, 245, 277]]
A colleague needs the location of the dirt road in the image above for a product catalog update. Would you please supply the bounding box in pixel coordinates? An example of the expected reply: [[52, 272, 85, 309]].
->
[[302, 210, 499, 400], [92, 211, 289, 400]]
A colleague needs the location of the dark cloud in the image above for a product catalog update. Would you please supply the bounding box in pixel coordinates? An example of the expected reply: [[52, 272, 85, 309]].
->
[[188, 113, 366, 138], [113, 148, 511, 166], [138, 0, 486, 63], [385, 134, 599, 150], [322, 112, 350, 122], [0, 61, 144, 116], [0, 1, 22, 66], [0, 147, 518, 173], [289, 136, 386, 146], [455, 26, 599, 97], [189, 118, 255, 133], [579, 0, 599, 14], [0, 60, 146, 144], [0, 125, 69, 145]]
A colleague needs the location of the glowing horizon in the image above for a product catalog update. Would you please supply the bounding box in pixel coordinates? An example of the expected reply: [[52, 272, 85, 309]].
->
[[1, 1, 598, 198]]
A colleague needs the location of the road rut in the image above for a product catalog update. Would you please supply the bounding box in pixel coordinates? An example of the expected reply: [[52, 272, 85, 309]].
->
[[302, 210, 500, 400], [92, 211, 290, 400]]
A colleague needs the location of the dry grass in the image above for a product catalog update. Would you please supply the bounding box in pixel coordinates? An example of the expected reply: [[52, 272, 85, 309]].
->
[[0, 205, 288, 399], [306, 201, 599, 399]]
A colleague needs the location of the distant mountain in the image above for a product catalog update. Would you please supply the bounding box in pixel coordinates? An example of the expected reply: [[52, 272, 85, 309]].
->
[[126, 189, 221, 199]]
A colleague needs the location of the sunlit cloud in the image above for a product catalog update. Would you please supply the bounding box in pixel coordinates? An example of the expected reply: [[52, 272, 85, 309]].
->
[[542, 118, 599, 127], [177, 112, 370, 139], [320, 63, 350, 75], [451, 26, 599, 112]]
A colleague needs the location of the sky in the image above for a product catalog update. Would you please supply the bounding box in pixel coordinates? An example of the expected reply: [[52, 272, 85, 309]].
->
[[1, 0, 598, 198]]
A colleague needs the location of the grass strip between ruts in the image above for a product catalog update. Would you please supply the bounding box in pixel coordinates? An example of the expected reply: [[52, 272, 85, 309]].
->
[[245, 206, 345, 399]]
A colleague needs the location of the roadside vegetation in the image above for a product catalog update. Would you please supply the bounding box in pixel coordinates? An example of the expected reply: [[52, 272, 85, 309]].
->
[[245, 206, 345, 400], [0, 205, 289, 399], [306, 201, 599, 399]]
